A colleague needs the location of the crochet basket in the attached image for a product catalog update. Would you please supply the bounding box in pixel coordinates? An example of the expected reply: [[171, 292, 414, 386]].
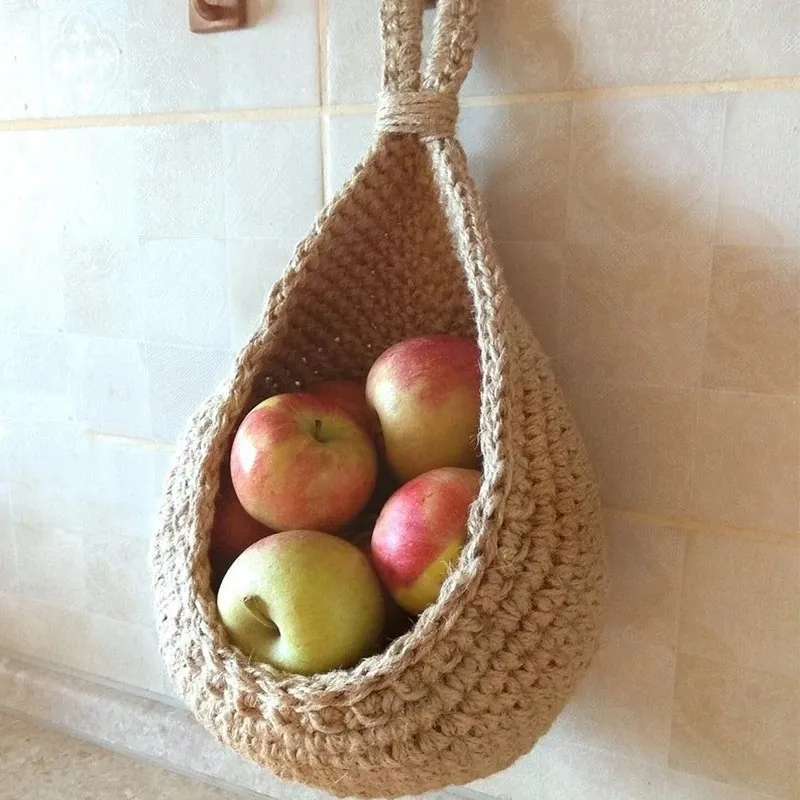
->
[[151, 1, 606, 797]]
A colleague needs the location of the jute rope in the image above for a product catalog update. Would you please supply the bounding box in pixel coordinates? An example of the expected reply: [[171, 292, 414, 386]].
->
[[151, 1, 606, 797]]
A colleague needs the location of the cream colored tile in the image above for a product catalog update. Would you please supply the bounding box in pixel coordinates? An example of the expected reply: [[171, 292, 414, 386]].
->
[[67, 335, 151, 438], [1, 595, 92, 672], [227, 239, 294, 350], [127, 0, 219, 114], [691, 391, 799, 532], [9, 425, 162, 540], [680, 534, 799, 678], [38, 1, 129, 117], [576, 0, 731, 87], [467, 747, 540, 799], [562, 243, 712, 387], [83, 615, 164, 694], [664, 770, 775, 800], [217, 0, 319, 110], [85, 535, 153, 626], [143, 343, 234, 443], [0, 239, 64, 334], [460, 103, 572, 241], [137, 239, 230, 349], [496, 241, 564, 356], [568, 96, 725, 244], [718, 93, 800, 247], [61, 238, 139, 339], [670, 653, 799, 798], [702, 246, 800, 395], [134, 124, 224, 239], [0, 591, 21, 650], [537, 737, 666, 799], [552, 637, 676, 765], [327, 114, 375, 195], [728, 0, 800, 80], [0, 9, 44, 120], [464, 0, 579, 96], [605, 514, 685, 647], [0, 333, 73, 423], [13, 525, 87, 609], [0, 486, 15, 592], [562, 381, 696, 515], [224, 119, 323, 240]]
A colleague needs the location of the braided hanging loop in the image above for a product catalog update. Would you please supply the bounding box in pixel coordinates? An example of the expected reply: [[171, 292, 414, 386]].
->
[[151, 1, 606, 797]]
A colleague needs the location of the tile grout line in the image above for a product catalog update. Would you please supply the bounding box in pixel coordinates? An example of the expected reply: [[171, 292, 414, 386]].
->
[[317, 0, 332, 205], [1, 76, 799, 133]]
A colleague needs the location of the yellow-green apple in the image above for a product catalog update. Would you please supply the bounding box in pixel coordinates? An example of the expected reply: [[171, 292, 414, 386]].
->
[[366, 335, 481, 482], [306, 379, 379, 439], [230, 393, 377, 532], [371, 467, 481, 614], [217, 530, 385, 675], [210, 481, 273, 591]]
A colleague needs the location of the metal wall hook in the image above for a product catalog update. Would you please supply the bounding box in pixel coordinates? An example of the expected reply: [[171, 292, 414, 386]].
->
[[190, 0, 246, 33]]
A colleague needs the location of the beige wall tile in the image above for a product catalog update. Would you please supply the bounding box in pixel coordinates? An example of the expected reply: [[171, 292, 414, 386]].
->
[[562, 243, 712, 387], [670, 653, 799, 798], [467, 747, 540, 799], [703, 246, 800, 395], [552, 637, 676, 764], [227, 239, 294, 351], [0, 596, 91, 673], [680, 534, 799, 678], [568, 96, 725, 244], [0, 8, 44, 120], [562, 381, 696, 515], [718, 93, 800, 247], [83, 614, 164, 694], [142, 344, 234, 444], [728, 0, 800, 79], [691, 391, 799, 532], [460, 103, 572, 241], [134, 124, 224, 239], [224, 120, 323, 240], [0, 486, 16, 591], [0, 591, 20, 650], [576, 0, 732, 87], [663, 770, 778, 800], [496, 241, 564, 357], [327, 114, 375, 195], [14, 525, 87, 610], [536, 736, 666, 799], [85, 535, 154, 626], [605, 514, 685, 647]]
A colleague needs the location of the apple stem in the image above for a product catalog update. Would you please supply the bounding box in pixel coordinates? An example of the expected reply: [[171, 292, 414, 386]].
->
[[242, 595, 280, 637], [313, 418, 323, 441]]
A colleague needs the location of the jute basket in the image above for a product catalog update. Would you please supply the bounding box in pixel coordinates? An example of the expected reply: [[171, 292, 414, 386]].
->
[[151, 1, 606, 796]]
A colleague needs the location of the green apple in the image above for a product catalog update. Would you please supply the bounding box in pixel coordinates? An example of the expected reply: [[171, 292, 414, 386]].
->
[[217, 530, 385, 675]]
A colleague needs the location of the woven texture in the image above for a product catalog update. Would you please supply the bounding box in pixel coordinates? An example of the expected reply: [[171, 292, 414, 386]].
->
[[151, 1, 606, 796]]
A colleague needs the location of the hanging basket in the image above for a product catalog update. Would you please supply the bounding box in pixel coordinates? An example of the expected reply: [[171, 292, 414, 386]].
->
[[151, 1, 606, 796]]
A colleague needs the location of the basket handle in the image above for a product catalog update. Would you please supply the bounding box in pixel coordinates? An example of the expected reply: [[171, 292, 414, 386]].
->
[[377, 0, 480, 138]]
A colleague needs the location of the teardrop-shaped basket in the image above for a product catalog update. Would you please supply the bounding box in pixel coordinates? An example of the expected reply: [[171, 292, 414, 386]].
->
[[151, 1, 606, 796]]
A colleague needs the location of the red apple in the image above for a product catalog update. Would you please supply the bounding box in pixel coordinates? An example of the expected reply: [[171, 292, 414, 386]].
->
[[306, 379, 379, 438], [371, 467, 481, 614], [210, 481, 273, 589], [231, 393, 377, 533], [366, 335, 481, 482]]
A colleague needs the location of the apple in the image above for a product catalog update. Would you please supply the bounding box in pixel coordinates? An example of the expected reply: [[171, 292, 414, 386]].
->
[[371, 467, 481, 614], [366, 334, 481, 482], [306, 379, 379, 438], [210, 481, 273, 590], [230, 393, 378, 533], [217, 530, 385, 675]]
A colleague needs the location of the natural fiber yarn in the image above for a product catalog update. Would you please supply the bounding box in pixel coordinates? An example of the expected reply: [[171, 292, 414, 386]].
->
[[151, 1, 606, 797]]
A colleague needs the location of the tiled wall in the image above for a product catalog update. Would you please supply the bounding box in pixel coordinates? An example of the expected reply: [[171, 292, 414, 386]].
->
[[1, 1, 799, 798]]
